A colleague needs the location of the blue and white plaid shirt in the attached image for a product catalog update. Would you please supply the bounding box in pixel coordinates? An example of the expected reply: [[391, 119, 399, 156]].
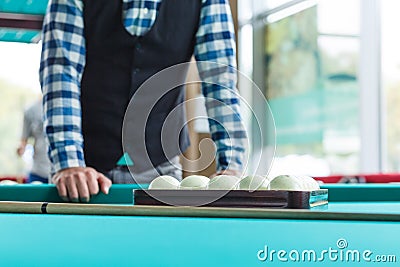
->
[[40, 0, 246, 174]]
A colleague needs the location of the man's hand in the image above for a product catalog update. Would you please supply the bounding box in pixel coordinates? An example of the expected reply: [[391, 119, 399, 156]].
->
[[52, 167, 112, 202], [16, 140, 27, 157], [209, 169, 242, 179]]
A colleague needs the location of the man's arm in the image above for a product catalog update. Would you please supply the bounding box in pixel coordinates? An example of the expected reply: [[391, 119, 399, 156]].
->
[[194, 0, 247, 176], [40, 0, 110, 201], [40, 0, 86, 172]]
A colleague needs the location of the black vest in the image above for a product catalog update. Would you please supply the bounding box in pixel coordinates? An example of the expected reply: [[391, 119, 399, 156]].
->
[[81, 0, 201, 173]]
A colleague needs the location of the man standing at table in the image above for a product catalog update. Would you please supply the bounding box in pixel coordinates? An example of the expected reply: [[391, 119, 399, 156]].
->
[[40, 0, 246, 202]]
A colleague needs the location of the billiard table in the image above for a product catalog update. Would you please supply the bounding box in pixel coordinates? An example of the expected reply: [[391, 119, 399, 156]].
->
[[0, 184, 399, 266]]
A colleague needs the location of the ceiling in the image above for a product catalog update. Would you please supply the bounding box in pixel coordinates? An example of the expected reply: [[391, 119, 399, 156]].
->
[[0, 0, 48, 43]]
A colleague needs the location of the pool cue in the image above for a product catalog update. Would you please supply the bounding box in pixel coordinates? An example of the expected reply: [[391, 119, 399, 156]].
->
[[0, 201, 400, 221]]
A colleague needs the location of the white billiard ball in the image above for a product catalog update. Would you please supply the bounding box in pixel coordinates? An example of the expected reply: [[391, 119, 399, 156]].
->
[[238, 175, 271, 190], [297, 175, 320, 191], [269, 175, 304, 191], [208, 175, 240, 190], [148, 175, 180, 189], [30, 181, 43, 185], [0, 180, 18, 185], [179, 175, 210, 190]]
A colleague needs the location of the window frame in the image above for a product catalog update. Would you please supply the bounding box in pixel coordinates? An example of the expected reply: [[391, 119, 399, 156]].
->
[[239, 0, 384, 174]]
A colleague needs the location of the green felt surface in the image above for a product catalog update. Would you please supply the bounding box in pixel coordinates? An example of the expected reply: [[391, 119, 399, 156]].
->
[[0, 184, 400, 204], [1, 183, 399, 203], [0, 213, 399, 266], [1, 184, 400, 219], [0, 184, 399, 266], [0, 184, 146, 204], [327, 202, 400, 214], [321, 184, 400, 202]]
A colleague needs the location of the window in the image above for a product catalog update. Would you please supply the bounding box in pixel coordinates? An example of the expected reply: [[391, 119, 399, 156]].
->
[[382, 0, 400, 172], [239, 0, 361, 176], [0, 41, 41, 176]]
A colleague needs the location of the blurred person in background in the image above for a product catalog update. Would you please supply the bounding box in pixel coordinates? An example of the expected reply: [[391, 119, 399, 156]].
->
[[17, 99, 51, 183]]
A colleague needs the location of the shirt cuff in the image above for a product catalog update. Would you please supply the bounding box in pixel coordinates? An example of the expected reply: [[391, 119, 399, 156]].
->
[[216, 150, 244, 172], [50, 145, 86, 173]]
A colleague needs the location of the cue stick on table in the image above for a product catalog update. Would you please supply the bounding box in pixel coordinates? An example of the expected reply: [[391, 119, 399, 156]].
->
[[0, 201, 400, 222]]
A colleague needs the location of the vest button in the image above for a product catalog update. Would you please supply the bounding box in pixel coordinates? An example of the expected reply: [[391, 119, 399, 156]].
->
[[135, 43, 141, 50], [133, 68, 140, 74]]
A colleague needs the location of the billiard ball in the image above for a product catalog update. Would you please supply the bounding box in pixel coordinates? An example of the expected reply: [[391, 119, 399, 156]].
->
[[270, 175, 320, 191], [238, 175, 271, 190], [0, 180, 18, 185], [297, 175, 320, 190], [148, 175, 180, 189], [30, 181, 43, 185], [179, 175, 209, 190], [269, 175, 304, 191], [208, 175, 240, 190]]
